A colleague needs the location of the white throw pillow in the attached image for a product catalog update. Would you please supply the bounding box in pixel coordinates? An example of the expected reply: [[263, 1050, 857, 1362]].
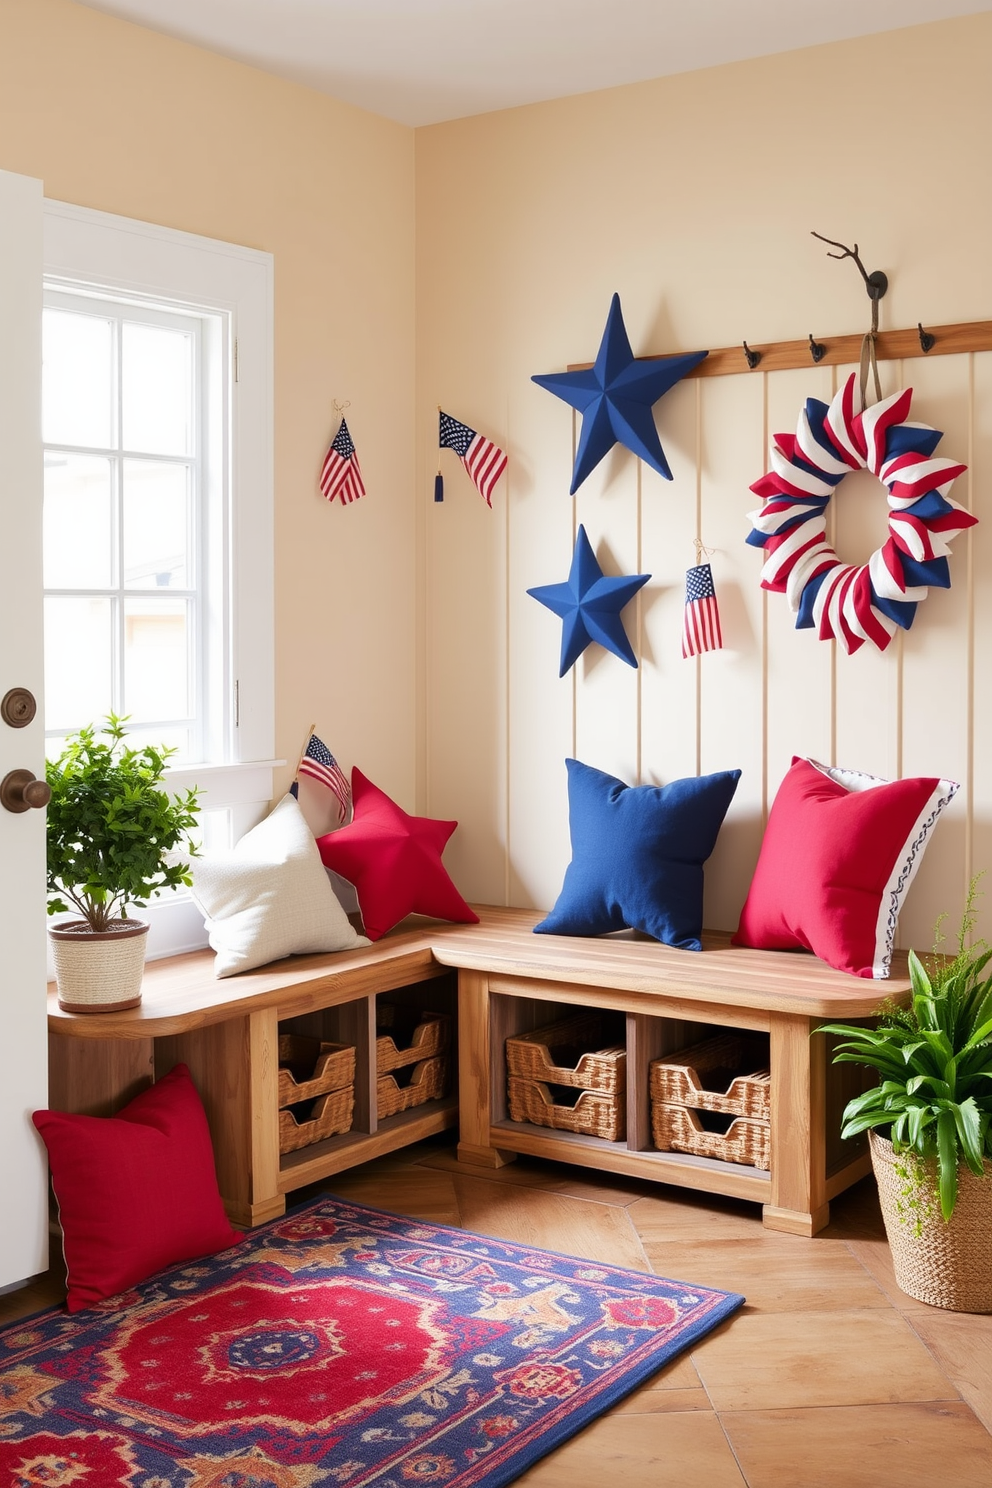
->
[[190, 793, 370, 977]]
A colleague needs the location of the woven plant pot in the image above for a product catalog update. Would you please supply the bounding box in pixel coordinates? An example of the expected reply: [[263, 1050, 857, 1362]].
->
[[49, 918, 149, 1014], [870, 1131, 992, 1313]]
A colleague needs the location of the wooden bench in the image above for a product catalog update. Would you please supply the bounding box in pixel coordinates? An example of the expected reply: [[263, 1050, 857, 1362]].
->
[[48, 905, 910, 1236]]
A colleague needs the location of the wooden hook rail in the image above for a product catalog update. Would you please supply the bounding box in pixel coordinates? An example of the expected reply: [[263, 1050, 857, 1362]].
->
[[567, 318, 992, 378]]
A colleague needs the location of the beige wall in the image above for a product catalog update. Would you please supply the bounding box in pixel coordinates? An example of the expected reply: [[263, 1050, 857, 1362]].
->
[[0, 0, 418, 803], [3, 1, 992, 953], [416, 12, 992, 949]]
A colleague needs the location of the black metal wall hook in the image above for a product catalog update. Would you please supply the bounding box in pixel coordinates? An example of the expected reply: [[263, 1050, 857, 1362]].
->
[[742, 341, 761, 369], [918, 323, 936, 353], [811, 232, 888, 301], [808, 333, 826, 363]]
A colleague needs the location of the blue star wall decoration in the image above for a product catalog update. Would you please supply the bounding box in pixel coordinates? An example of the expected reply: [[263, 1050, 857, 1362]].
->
[[528, 525, 650, 676], [532, 293, 708, 494]]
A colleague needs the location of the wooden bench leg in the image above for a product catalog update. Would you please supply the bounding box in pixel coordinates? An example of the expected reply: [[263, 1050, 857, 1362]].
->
[[457, 970, 516, 1169], [765, 1011, 829, 1236], [156, 1009, 285, 1228]]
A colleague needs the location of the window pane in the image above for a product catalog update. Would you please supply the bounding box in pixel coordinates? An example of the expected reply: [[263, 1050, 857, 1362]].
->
[[119, 722, 192, 762], [43, 309, 113, 449], [123, 459, 190, 589], [44, 596, 114, 731], [124, 597, 190, 722], [44, 453, 115, 590], [123, 322, 193, 456]]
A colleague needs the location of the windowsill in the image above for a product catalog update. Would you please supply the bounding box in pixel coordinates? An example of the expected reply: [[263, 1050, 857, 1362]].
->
[[165, 758, 286, 806]]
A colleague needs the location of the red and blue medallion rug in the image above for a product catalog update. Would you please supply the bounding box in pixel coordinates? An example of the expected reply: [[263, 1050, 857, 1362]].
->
[[0, 1197, 743, 1487]]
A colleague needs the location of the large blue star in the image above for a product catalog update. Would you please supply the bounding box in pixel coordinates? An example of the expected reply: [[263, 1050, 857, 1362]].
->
[[528, 525, 650, 676], [532, 293, 708, 494]]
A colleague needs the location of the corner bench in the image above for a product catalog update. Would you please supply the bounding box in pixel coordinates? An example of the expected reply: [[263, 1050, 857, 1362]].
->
[[47, 906, 910, 1236]]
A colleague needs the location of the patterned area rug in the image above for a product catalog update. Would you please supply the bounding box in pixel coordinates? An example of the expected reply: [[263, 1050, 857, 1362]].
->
[[0, 1196, 743, 1487]]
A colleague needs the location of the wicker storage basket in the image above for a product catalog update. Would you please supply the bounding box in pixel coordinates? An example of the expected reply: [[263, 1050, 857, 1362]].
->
[[505, 1012, 626, 1094], [377, 1054, 448, 1118], [651, 1101, 770, 1169], [277, 1035, 355, 1108], [507, 1076, 626, 1142], [649, 1033, 770, 1120], [375, 1009, 451, 1075], [870, 1132, 992, 1312], [278, 1085, 354, 1153]]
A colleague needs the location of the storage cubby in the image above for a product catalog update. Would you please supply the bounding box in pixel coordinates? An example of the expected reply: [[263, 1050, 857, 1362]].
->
[[276, 970, 459, 1193], [490, 990, 777, 1182]]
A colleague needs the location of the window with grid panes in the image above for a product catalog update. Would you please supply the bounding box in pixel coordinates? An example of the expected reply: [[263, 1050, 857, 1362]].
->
[[42, 201, 276, 958], [43, 292, 211, 761]]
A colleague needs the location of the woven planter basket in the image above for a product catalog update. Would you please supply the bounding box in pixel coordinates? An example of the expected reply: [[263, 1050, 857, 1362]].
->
[[49, 918, 149, 1013], [870, 1131, 992, 1313]]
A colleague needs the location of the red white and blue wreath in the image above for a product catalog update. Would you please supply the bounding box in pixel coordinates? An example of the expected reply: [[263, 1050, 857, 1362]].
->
[[746, 371, 977, 653]]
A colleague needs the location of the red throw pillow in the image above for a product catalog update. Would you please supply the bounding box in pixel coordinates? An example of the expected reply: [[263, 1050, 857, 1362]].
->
[[732, 756, 958, 978], [33, 1063, 240, 1313], [317, 767, 478, 941]]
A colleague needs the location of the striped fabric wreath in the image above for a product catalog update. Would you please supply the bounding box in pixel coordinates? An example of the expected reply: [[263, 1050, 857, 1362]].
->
[[746, 371, 976, 653]]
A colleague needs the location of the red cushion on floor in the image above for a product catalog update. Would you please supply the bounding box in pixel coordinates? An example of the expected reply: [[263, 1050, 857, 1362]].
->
[[732, 756, 958, 978], [33, 1063, 240, 1313]]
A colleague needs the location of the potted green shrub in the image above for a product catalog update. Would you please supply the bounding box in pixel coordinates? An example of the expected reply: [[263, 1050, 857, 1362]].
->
[[46, 715, 200, 1013], [820, 880, 992, 1311]]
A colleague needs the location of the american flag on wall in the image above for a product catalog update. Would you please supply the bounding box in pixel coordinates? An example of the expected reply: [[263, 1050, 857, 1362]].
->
[[438, 411, 506, 506], [682, 562, 724, 659], [293, 734, 351, 824], [320, 417, 366, 506]]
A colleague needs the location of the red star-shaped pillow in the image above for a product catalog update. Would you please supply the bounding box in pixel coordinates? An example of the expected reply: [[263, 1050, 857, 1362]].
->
[[316, 768, 478, 941]]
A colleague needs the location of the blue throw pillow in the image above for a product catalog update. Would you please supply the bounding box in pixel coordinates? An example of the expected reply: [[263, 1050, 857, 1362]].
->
[[535, 759, 742, 950]]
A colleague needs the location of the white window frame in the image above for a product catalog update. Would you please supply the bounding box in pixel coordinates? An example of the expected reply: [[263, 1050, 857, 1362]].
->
[[43, 201, 277, 958]]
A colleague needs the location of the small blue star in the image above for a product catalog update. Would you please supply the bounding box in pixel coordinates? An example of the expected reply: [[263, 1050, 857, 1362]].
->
[[532, 293, 708, 494], [528, 525, 650, 676]]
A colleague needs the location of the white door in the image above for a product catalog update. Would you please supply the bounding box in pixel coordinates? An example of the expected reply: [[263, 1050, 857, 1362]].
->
[[0, 168, 49, 1288]]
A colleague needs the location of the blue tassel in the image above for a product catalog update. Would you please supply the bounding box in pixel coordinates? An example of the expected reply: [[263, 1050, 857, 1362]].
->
[[434, 473, 444, 502]]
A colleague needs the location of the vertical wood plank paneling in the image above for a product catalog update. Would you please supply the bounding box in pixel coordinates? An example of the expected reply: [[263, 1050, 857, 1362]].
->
[[895, 353, 973, 948], [970, 353, 992, 947], [573, 444, 640, 785], [698, 372, 766, 932], [640, 378, 700, 787], [763, 366, 835, 797], [507, 385, 575, 912]]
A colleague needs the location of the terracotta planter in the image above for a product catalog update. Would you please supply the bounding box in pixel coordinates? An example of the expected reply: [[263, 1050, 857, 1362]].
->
[[870, 1130, 992, 1312], [49, 918, 149, 1014]]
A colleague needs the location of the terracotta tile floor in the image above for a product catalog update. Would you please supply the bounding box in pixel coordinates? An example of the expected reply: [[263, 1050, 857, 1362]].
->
[[5, 1135, 992, 1486]]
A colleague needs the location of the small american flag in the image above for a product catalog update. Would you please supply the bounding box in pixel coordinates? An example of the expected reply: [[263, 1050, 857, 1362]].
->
[[439, 411, 506, 507], [296, 734, 351, 824], [320, 417, 366, 506], [682, 562, 724, 658]]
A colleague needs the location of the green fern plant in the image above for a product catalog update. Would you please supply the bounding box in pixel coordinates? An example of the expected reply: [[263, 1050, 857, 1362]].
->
[[819, 877, 992, 1221], [46, 715, 200, 932]]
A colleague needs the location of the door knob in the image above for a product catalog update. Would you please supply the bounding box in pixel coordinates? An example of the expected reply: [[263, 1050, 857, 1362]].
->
[[1, 769, 51, 813], [1, 688, 37, 728]]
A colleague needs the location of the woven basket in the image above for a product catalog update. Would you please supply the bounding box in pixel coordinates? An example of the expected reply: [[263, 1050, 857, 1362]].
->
[[507, 1075, 626, 1142], [649, 1033, 770, 1120], [505, 1012, 626, 1094], [870, 1132, 992, 1312], [377, 1054, 448, 1118], [49, 919, 149, 1013], [651, 1101, 770, 1169], [277, 1036, 355, 1107], [278, 1084, 354, 1153], [375, 1010, 451, 1075]]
